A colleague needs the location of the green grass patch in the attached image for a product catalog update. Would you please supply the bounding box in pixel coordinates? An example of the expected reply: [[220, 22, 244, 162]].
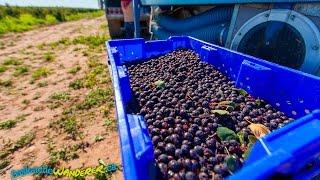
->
[[99, 23, 107, 31], [87, 57, 104, 68], [48, 142, 86, 165], [11, 132, 35, 151], [83, 65, 109, 88], [0, 79, 12, 87], [32, 92, 41, 100], [0, 65, 7, 73], [22, 99, 30, 105], [76, 88, 112, 110], [82, 58, 108, 88], [72, 34, 108, 49], [0, 41, 4, 49], [104, 118, 117, 131], [3, 57, 22, 66], [48, 34, 108, 50], [49, 148, 78, 164], [0, 114, 28, 129], [43, 52, 55, 62], [0, 151, 9, 159], [37, 80, 48, 87], [49, 116, 78, 138], [36, 43, 45, 50], [49, 37, 71, 48], [0, 159, 10, 170], [82, 51, 89, 57], [13, 65, 29, 76], [33, 106, 45, 111], [94, 135, 104, 142], [50, 91, 70, 101], [44, 14, 58, 24], [68, 65, 81, 75], [0, 120, 16, 129], [0, 131, 34, 170], [32, 67, 51, 80], [16, 114, 28, 121], [65, 11, 104, 21], [48, 91, 70, 109], [83, 70, 100, 88], [69, 79, 84, 90]]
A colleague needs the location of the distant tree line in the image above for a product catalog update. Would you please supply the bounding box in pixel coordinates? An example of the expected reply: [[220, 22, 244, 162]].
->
[[0, 4, 100, 22], [0, 4, 103, 35]]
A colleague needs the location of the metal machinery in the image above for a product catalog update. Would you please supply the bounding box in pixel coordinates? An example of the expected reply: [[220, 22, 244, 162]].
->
[[103, 0, 150, 38], [126, 0, 320, 76]]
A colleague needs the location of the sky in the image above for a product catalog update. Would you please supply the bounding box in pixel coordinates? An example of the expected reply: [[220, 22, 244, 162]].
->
[[0, 0, 100, 9]]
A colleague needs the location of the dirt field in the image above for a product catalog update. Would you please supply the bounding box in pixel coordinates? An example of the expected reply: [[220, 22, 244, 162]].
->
[[0, 16, 122, 179]]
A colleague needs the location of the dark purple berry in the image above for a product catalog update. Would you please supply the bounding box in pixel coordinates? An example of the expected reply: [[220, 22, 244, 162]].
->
[[168, 160, 182, 172], [185, 171, 198, 180], [158, 154, 168, 163], [165, 143, 176, 155]]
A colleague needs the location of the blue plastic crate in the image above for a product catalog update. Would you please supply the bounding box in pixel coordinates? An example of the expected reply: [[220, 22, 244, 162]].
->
[[106, 36, 320, 180]]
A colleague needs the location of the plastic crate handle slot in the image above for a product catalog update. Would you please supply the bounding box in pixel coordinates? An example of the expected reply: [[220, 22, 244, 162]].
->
[[127, 114, 156, 179], [145, 40, 174, 58], [109, 39, 145, 64], [117, 66, 132, 105], [236, 60, 272, 97], [127, 115, 154, 158], [109, 47, 122, 66], [169, 36, 192, 49], [200, 45, 217, 63]]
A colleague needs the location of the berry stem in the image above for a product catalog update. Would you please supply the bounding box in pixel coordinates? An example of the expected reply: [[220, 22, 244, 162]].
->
[[224, 146, 230, 156]]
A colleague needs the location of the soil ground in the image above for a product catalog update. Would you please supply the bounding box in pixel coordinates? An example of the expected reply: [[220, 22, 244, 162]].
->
[[0, 16, 122, 180]]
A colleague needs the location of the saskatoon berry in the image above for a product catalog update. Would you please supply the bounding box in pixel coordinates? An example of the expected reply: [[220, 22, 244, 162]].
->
[[194, 146, 204, 156], [158, 154, 168, 163], [175, 149, 182, 158], [184, 132, 193, 141], [208, 157, 217, 166], [172, 173, 183, 179], [152, 136, 161, 145], [194, 137, 202, 145], [195, 130, 204, 139], [191, 159, 200, 171], [214, 174, 223, 180], [183, 159, 193, 171], [189, 149, 199, 159], [165, 143, 176, 155], [171, 134, 181, 145], [168, 160, 182, 172], [154, 149, 162, 158], [198, 172, 209, 180], [214, 164, 228, 175], [158, 163, 168, 177], [185, 171, 198, 180], [181, 144, 190, 155]]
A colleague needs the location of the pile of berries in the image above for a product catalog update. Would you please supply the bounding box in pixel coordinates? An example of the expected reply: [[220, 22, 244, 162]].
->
[[126, 49, 293, 179]]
